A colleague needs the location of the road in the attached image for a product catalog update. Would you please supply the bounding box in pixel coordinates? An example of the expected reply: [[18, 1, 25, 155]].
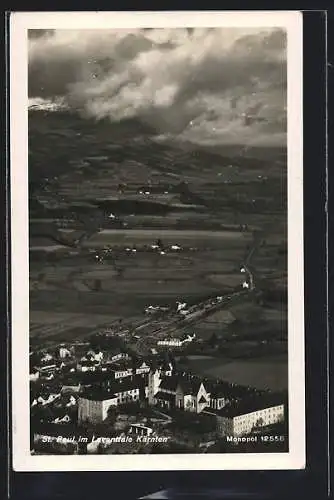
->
[[128, 240, 257, 356], [32, 177, 261, 356]]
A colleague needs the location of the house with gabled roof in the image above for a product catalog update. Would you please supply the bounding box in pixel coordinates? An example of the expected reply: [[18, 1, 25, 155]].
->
[[106, 360, 133, 380], [175, 378, 210, 414], [208, 385, 229, 411], [152, 374, 210, 413], [134, 360, 150, 375], [110, 348, 130, 362], [152, 375, 179, 409]]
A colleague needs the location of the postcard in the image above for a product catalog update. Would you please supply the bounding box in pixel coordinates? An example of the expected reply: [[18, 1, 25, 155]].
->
[[10, 10, 305, 471]]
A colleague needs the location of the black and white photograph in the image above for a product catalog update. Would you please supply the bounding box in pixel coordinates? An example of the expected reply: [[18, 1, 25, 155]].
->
[[10, 11, 305, 471]]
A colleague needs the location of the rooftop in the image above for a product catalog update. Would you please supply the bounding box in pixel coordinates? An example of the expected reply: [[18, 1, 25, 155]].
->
[[154, 391, 175, 403], [179, 378, 203, 396], [158, 375, 204, 396], [112, 377, 142, 393], [209, 387, 228, 399], [79, 360, 98, 367], [216, 394, 287, 419], [158, 375, 179, 392], [107, 360, 132, 371], [79, 390, 117, 401]]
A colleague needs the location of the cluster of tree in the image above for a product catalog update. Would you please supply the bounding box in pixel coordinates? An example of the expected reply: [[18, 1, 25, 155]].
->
[[168, 412, 216, 436]]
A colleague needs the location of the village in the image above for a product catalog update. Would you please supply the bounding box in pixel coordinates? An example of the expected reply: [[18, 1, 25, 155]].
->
[[30, 307, 288, 455]]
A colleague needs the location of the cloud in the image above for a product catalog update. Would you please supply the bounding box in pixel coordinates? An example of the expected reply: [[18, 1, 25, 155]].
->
[[28, 27, 286, 147]]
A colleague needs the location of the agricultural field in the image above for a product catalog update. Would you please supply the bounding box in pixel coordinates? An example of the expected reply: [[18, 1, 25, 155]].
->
[[181, 355, 288, 391], [29, 109, 288, 387]]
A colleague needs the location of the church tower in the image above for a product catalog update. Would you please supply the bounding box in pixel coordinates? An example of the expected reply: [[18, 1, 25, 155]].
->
[[148, 368, 162, 405]]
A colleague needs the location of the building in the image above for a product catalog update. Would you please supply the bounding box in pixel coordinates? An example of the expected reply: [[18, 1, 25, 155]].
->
[[107, 360, 133, 380], [30, 369, 40, 382], [112, 378, 141, 405], [153, 375, 179, 409], [41, 353, 54, 363], [157, 338, 183, 347], [66, 395, 77, 407], [209, 387, 229, 411], [129, 424, 153, 437], [61, 382, 81, 394], [151, 374, 210, 414], [216, 395, 286, 437], [100, 376, 142, 405], [135, 361, 150, 375], [147, 363, 173, 405], [233, 403, 285, 436], [59, 346, 71, 359], [52, 414, 72, 424], [153, 391, 175, 410], [216, 413, 234, 437], [175, 378, 210, 413], [38, 364, 57, 376], [36, 393, 61, 406], [180, 333, 196, 344], [77, 359, 99, 372], [110, 349, 130, 362], [162, 362, 173, 377], [86, 350, 104, 363], [78, 391, 118, 424], [157, 335, 195, 347]]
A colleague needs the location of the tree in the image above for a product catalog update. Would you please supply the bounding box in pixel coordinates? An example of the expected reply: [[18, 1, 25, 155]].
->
[[107, 405, 118, 425], [185, 399, 193, 411], [254, 417, 264, 429]]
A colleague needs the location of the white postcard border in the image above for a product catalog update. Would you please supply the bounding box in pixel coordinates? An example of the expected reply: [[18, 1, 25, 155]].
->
[[10, 10, 305, 471]]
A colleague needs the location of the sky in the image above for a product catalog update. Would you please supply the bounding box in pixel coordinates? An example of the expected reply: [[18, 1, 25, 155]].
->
[[28, 27, 287, 148]]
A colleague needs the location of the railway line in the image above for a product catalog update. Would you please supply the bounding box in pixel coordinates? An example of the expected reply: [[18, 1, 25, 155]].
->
[[131, 283, 254, 355], [127, 225, 261, 356], [31, 170, 262, 355]]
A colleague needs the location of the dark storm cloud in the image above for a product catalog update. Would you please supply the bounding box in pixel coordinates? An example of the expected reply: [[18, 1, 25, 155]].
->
[[28, 27, 287, 147]]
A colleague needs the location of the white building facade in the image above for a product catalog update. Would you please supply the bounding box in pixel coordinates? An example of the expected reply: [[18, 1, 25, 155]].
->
[[233, 404, 285, 436]]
